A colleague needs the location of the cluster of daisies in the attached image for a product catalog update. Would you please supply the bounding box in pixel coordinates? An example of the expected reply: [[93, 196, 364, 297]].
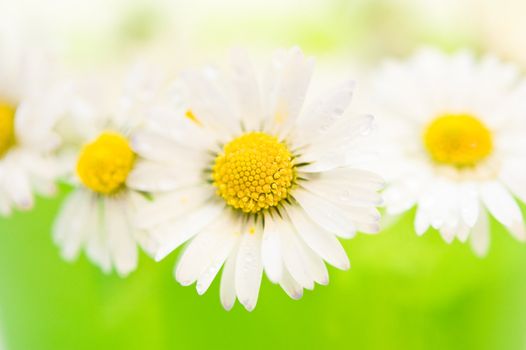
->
[[1, 41, 526, 311]]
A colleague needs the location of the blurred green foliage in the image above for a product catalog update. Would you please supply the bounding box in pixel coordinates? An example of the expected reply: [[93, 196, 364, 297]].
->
[[187, 0, 481, 63], [0, 186, 525, 350]]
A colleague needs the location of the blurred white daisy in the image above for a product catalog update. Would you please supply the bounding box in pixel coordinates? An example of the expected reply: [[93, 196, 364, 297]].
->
[[0, 40, 68, 215], [131, 47, 383, 311], [372, 48, 526, 255], [53, 65, 161, 276]]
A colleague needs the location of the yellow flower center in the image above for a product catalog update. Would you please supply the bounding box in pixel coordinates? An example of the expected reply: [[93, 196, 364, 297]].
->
[[0, 102, 16, 158], [423, 114, 493, 167], [76, 131, 135, 195], [212, 132, 295, 214]]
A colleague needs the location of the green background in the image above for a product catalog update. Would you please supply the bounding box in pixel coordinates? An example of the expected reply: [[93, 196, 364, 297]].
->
[[1, 187, 525, 350]]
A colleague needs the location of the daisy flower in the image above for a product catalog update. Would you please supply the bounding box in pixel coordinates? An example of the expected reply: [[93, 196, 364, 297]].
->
[[132, 47, 384, 311], [53, 65, 162, 276], [372, 48, 526, 255], [0, 40, 68, 215]]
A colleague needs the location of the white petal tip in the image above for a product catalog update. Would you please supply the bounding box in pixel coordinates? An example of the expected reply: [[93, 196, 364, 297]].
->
[[100, 265, 112, 274], [42, 185, 57, 197], [241, 300, 256, 312], [17, 200, 34, 211], [266, 275, 281, 284], [339, 261, 351, 271], [338, 232, 354, 239], [154, 250, 170, 262], [318, 278, 329, 286], [447, 234, 457, 244], [290, 291, 303, 300], [473, 248, 489, 258], [305, 283, 315, 291], [415, 228, 427, 236], [510, 223, 526, 241], [222, 302, 234, 311], [61, 252, 77, 262], [176, 277, 193, 287], [196, 281, 212, 295], [363, 224, 381, 234], [116, 270, 132, 278], [458, 236, 469, 243]]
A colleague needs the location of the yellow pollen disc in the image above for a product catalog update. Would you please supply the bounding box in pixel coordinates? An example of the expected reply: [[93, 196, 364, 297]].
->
[[76, 131, 135, 195], [423, 114, 493, 167], [212, 132, 295, 214], [0, 102, 16, 158]]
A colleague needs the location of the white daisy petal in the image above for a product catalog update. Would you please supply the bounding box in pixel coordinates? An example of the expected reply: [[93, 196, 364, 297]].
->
[[154, 202, 225, 261], [281, 221, 315, 290], [4, 164, 34, 210], [261, 214, 283, 283], [460, 183, 480, 228], [134, 186, 212, 229], [31, 176, 57, 198], [383, 183, 418, 216], [220, 241, 239, 311], [175, 216, 237, 288], [286, 205, 350, 270], [293, 187, 357, 238], [355, 221, 381, 234], [279, 266, 304, 300], [457, 223, 471, 243], [414, 205, 430, 236], [297, 114, 375, 172], [481, 181, 525, 241], [296, 180, 382, 233], [471, 208, 490, 257], [301, 177, 383, 208], [291, 229, 329, 286], [195, 237, 233, 296], [298, 80, 355, 139], [85, 207, 112, 274], [313, 168, 385, 191], [0, 188, 12, 216], [235, 225, 263, 312], [229, 49, 263, 130], [131, 130, 204, 164], [53, 189, 92, 261], [267, 46, 315, 137], [15, 151, 58, 180], [440, 225, 456, 244], [182, 68, 240, 138], [500, 160, 526, 203], [128, 191, 159, 257], [126, 159, 199, 192], [105, 197, 138, 277]]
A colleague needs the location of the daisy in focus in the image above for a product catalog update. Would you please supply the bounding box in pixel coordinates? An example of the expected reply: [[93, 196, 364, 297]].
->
[[53, 66, 161, 276], [372, 48, 526, 255], [132, 47, 384, 311], [0, 40, 68, 215]]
